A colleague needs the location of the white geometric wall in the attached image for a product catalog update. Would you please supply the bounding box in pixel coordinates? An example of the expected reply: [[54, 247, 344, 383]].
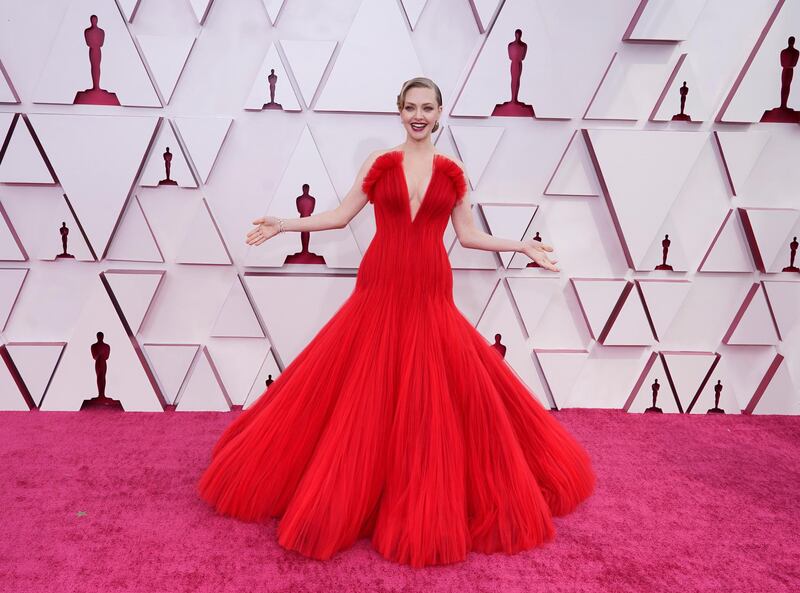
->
[[0, 0, 798, 414]]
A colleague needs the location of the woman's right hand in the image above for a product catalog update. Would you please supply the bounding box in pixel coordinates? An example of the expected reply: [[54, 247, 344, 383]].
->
[[246, 216, 281, 246]]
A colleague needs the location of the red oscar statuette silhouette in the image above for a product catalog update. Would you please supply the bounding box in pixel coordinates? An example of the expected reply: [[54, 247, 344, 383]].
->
[[707, 379, 725, 414], [490, 333, 507, 358], [262, 68, 283, 110], [654, 234, 674, 270], [55, 221, 75, 259], [526, 232, 543, 268], [671, 81, 692, 121], [284, 183, 326, 264], [761, 36, 800, 123], [81, 331, 123, 410], [158, 146, 178, 186], [783, 236, 799, 272], [644, 378, 663, 413], [73, 15, 120, 106], [492, 29, 536, 117]]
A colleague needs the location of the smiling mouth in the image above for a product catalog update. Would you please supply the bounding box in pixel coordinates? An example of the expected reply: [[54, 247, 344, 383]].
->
[[410, 123, 426, 130]]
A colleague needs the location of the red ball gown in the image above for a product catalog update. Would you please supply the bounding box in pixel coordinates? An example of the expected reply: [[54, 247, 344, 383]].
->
[[197, 149, 596, 567]]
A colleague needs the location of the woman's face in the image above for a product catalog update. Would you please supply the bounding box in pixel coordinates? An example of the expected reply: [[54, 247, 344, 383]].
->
[[400, 86, 441, 138]]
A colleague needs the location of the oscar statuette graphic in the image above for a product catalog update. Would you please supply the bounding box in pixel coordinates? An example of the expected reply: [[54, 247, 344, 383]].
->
[[492, 29, 536, 117], [262, 68, 283, 110], [761, 36, 800, 123], [81, 332, 123, 409], [707, 379, 726, 414], [526, 232, 543, 268], [671, 81, 691, 121], [654, 234, 674, 270], [73, 15, 120, 106], [158, 147, 178, 186], [782, 236, 799, 272], [490, 333, 507, 358], [644, 378, 663, 413], [55, 222, 75, 259], [284, 183, 326, 264]]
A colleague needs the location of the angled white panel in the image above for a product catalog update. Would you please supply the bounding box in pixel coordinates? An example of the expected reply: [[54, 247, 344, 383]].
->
[[37, 202, 95, 262], [720, 1, 800, 122], [400, 0, 429, 29], [544, 130, 598, 197], [211, 275, 264, 338], [279, 40, 336, 108], [625, 0, 708, 41], [453, 0, 619, 118], [469, 0, 503, 33], [261, 0, 286, 25], [315, 0, 423, 113], [140, 122, 197, 188], [136, 34, 196, 104], [627, 354, 681, 413], [762, 280, 800, 338], [28, 113, 158, 256], [724, 284, 780, 345], [602, 288, 654, 346], [206, 338, 271, 406], [586, 50, 679, 121], [243, 348, 281, 409], [636, 279, 692, 340], [689, 358, 741, 415], [116, 0, 141, 22], [142, 343, 199, 405], [750, 356, 799, 414], [741, 208, 800, 272], [534, 349, 589, 408], [476, 281, 550, 407], [104, 269, 164, 334], [0, 60, 19, 103], [586, 129, 708, 267], [4, 342, 65, 407], [244, 273, 356, 364], [176, 347, 230, 411], [173, 116, 232, 184], [42, 277, 162, 411], [189, 0, 214, 24], [698, 210, 754, 273], [481, 204, 537, 268], [0, 202, 26, 261], [244, 126, 363, 268], [505, 277, 560, 338], [651, 56, 713, 123], [713, 130, 770, 196], [175, 198, 232, 265], [106, 196, 164, 263], [449, 125, 504, 190], [0, 356, 27, 410], [661, 352, 716, 409], [571, 278, 627, 340], [243, 42, 301, 111], [33, 1, 160, 106], [0, 116, 55, 184], [0, 268, 28, 330]]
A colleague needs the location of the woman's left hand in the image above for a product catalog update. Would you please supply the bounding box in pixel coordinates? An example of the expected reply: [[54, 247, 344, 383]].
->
[[520, 238, 560, 272]]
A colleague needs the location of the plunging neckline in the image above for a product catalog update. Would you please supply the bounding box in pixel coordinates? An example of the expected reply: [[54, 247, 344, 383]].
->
[[394, 149, 439, 225]]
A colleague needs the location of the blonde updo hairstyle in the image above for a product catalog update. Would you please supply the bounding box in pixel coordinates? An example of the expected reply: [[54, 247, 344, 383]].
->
[[396, 77, 442, 133]]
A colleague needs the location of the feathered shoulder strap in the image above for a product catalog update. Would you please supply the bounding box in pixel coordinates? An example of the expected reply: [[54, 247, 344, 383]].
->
[[436, 154, 468, 204], [361, 150, 402, 202]]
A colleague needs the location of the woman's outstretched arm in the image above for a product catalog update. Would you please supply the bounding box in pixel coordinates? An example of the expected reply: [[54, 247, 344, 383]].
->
[[246, 150, 381, 246], [449, 158, 560, 272]]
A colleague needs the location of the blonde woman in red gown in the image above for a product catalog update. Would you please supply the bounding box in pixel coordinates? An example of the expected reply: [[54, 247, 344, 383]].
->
[[198, 77, 595, 568]]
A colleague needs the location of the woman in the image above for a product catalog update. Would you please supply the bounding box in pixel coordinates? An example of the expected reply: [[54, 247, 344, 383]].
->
[[198, 77, 595, 568]]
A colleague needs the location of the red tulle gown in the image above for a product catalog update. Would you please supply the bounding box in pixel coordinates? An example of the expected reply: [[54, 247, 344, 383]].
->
[[197, 149, 596, 567]]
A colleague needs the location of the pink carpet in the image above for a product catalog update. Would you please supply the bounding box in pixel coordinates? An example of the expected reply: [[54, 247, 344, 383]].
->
[[1, 407, 798, 593]]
